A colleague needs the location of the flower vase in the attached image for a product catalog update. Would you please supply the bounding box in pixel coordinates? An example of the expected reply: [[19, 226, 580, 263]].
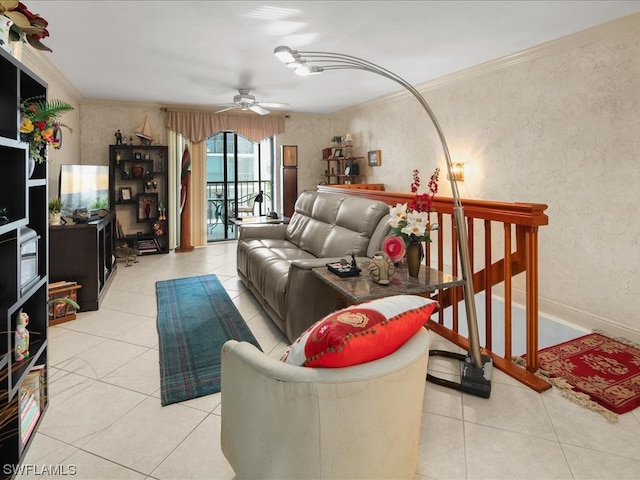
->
[[0, 16, 12, 53], [28, 157, 36, 178], [406, 242, 423, 278]]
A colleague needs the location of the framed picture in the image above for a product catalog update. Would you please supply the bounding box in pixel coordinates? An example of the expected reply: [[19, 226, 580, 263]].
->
[[134, 153, 142, 161], [120, 187, 132, 201], [368, 150, 381, 166], [333, 148, 343, 158], [144, 153, 151, 160]]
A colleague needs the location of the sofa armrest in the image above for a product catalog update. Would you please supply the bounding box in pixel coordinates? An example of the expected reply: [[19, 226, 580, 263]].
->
[[284, 256, 371, 341], [237, 223, 288, 241]]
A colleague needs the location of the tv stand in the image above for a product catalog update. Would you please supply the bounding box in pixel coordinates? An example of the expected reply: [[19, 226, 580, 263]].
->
[[50, 212, 117, 311]]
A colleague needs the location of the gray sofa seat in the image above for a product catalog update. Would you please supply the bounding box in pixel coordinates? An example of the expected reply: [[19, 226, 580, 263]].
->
[[236, 191, 391, 342]]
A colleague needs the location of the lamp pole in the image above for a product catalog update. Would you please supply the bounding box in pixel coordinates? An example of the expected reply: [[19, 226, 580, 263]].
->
[[274, 47, 492, 393]]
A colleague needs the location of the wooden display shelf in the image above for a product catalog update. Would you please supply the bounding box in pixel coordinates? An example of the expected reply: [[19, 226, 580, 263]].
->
[[48, 281, 82, 325]]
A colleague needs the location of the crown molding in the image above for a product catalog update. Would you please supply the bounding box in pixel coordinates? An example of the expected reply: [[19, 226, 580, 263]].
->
[[22, 48, 83, 104], [341, 12, 640, 114]]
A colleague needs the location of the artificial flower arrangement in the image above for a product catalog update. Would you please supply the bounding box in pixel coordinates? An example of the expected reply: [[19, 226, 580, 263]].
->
[[20, 96, 73, 163], [382, 168, 440, 262], [0, 0, 52, 51]]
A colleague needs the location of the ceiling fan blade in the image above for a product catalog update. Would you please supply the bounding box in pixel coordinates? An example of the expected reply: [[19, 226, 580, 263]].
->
[[215, 105, 239, 114], [249, 105, 270, 115], [258, 102, 288, 108]]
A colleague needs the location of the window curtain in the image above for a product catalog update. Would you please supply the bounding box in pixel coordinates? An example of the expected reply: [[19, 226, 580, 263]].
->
[[166, 110, 285, 247], [167, 131, 207, 247], [166, 110, 285, 144]]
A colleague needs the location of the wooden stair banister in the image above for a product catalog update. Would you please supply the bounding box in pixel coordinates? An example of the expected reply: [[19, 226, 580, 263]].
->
[[317, 184, 551, 392]]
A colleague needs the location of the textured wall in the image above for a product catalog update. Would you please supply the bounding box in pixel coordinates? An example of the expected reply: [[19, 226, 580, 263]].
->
[[22, 15, 640, 337], [328, 19, 640, 337]]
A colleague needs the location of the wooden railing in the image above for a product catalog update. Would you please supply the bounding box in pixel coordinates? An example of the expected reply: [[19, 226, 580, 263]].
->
[[317, 184, 551, 392]]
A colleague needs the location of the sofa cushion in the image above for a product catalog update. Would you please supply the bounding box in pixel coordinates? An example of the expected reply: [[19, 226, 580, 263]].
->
[[281, 295, 438, 367], [285, 192, 390, 258]]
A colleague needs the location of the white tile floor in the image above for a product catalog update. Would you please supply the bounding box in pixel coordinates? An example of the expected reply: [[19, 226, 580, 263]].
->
[[20, 241, 640, 480]]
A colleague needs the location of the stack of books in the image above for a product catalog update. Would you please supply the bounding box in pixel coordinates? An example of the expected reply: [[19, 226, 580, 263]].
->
[[20, 366, 44, 443], [137, 238, 160, 253]]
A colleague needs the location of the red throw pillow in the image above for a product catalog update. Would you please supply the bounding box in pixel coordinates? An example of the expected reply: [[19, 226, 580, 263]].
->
[[281, 295, 437, 367]]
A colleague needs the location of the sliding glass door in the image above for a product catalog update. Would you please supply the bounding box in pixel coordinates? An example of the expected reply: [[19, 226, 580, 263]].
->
[[205, 132, 274, 241]]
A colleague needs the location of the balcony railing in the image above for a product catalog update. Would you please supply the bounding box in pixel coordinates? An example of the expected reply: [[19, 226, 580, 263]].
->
[[317, 184, 551, 392], [206, 180, 273, 216]]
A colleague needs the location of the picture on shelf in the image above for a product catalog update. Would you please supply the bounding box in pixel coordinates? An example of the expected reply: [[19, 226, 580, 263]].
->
[[138, 193, 158, 221], [120, 187, 132, 201], [333, 148, 343, 158]]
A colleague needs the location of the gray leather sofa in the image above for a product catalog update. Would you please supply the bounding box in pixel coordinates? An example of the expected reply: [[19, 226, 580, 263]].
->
[[236, 191, 391, 342]]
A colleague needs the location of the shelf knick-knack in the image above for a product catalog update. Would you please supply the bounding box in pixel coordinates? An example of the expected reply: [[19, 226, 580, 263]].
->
[[14, 309, 30, 362]]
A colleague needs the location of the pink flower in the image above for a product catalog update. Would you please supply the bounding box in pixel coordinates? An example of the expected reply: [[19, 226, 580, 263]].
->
[[382, 236, 406, 262]]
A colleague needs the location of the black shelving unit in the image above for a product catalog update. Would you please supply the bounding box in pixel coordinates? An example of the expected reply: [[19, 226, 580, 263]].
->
[[0, 47, 49, 477], [108, 144, 169, 255]]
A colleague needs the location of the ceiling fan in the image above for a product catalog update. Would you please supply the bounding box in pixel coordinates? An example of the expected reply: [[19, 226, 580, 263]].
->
[[215, 89, 288, 115]]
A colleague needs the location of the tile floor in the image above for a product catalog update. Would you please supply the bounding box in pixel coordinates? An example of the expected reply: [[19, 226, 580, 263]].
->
[[19, 241, 640, 479]]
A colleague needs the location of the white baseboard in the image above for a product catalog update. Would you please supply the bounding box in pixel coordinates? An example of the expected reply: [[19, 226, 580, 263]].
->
[[492, 285, 640, 345]]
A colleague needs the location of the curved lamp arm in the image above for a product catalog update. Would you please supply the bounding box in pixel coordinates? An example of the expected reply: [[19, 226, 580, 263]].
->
[[274, 46, 483, 368]]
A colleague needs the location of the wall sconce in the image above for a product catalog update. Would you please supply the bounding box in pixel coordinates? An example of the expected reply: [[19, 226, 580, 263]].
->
[[448, 162, 464, 182]]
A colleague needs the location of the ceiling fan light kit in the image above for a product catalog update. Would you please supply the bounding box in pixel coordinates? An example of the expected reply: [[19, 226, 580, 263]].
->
[[215, 88, 288, 115]]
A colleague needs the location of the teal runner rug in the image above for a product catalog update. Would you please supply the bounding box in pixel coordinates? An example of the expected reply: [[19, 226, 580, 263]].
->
[[156, 274, 261, 406]]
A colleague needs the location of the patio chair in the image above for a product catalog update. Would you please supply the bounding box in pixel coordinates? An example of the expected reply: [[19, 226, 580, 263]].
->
[[231, 191, 263, 218]]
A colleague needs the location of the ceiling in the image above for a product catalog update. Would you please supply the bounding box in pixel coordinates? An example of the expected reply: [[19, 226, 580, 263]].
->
[[26, 1, 640, 114]]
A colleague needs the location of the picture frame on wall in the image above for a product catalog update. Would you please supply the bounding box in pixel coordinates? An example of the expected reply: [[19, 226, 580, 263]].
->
[[368, 150, 381, 166]]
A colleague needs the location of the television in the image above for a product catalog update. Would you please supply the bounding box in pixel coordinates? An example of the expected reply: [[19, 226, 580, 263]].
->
[[59, 165, 110, 215]]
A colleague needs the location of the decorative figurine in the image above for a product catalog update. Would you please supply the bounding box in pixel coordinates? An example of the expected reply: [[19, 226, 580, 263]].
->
[[129, 136, 134, 145], [15, 309, 30, 361], [369, 251, 395, 285], [115, 129, 123, 145], [116, 243, 140, 267]]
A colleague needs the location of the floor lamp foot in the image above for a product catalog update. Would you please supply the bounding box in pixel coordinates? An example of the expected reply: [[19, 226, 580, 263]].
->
[[427, 350, 493, 398]]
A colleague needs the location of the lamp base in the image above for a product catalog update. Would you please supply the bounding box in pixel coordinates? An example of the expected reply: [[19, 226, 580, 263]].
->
[[426, 350, 493, 398]]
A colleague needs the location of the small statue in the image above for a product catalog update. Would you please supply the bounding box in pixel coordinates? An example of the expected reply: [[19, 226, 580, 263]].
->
[[116, 243, 140, 267], [129, 136, 134, 145], [369, 251, 395, 285], [115, 129, 123, 145], [15, 309, 30, 361]]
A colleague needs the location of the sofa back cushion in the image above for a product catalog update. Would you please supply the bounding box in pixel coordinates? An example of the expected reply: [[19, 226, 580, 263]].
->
[[285, 192, 390, 258]]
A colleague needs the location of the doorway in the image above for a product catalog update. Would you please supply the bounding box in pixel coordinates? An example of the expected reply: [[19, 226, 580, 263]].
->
[[205, 132, 274, 241]]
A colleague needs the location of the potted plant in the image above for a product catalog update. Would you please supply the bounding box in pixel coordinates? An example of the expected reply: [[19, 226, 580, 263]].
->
[[48, 196, 63, 225], [19, 96, 73, 176]]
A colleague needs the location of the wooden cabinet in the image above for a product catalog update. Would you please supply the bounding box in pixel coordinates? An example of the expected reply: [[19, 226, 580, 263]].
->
[[108, 145, 169, 255], [0, 47, 49, 476], [321, 145, 363, 185], [281, 145, 297, 218], [49, 213, 116, 312]]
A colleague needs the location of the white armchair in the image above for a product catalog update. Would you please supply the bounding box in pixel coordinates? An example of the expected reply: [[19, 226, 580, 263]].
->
[[220, 328, 430, 479]]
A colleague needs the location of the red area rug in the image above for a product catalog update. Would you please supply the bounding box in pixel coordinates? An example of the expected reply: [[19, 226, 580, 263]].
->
[[536, 332, 640, 422]]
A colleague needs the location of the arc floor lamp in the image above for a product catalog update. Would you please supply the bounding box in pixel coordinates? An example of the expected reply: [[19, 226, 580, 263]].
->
[[274, 46, 492, 397]]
